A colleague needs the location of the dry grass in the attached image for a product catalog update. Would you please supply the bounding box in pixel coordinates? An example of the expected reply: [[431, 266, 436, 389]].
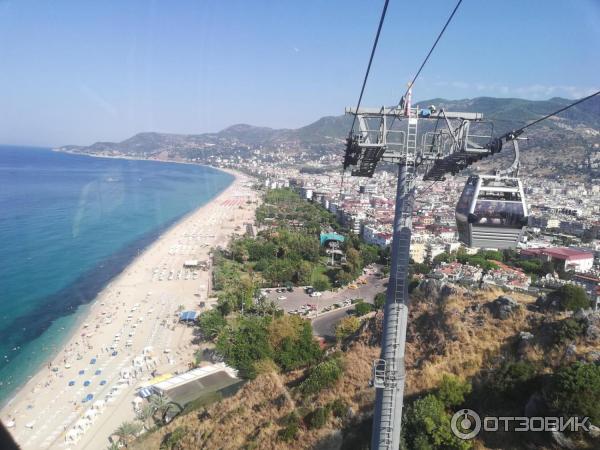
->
[[131, 282, 595, 450], [405, 286, 537, 394]]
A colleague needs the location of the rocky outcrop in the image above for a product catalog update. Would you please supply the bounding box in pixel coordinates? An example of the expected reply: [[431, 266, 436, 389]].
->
[[487, 295, 521, 320]]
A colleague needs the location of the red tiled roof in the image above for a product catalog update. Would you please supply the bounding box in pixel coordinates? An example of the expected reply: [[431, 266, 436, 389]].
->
[[521, 247, 593, 261]]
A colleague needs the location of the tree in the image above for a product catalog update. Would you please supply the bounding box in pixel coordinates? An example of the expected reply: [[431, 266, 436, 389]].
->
[[306, 406, 331, 429], [136, 403, 156, 430], [115, 421, 142, 448], [295, 260, 313, 285], [544, 362, 600, 424], [354, 301, 373, 316], [311, 273, 331, 292], [335, 316, 360, 341], [231, 240, 250, 263], [489, 361, 539, 405], [346, 247, 362, 274], [197, 309, 227, 341], [402, 395, 472, 450], [216, 316, 273, 379], [437, 374, 472, 407], [360, 244, 380, 266], [374, 292, 386, 309], [548, 284, 590, 311], [269, 316, 322, 371], [553, 318, 586, 345], [300, 357, 344, 396], [149, 395, 180, 425]]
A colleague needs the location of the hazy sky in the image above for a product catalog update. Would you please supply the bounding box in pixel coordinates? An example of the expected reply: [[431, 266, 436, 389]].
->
[[0, 0, 598, 146]]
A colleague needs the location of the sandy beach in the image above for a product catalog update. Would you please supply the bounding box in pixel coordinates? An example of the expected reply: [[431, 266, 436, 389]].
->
[[1, 168, 258, 449]]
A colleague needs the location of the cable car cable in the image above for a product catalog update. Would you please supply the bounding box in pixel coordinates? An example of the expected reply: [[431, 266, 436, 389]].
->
[[347, 0, 390, 137], [341, 0, 390, 198], [501, 89, 600, 140], [388, 0, 463, 131]]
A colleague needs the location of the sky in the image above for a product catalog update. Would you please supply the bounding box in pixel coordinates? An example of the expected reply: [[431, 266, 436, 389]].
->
[[0, 0, 598, 146]]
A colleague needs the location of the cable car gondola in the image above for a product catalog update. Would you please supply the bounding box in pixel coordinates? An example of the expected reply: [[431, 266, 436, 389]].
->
[[455, 136, 528, 249], [456, 175, 528, 249]]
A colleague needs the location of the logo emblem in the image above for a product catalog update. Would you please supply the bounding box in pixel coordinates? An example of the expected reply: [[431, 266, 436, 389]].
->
[[451, 409, 481, 440]]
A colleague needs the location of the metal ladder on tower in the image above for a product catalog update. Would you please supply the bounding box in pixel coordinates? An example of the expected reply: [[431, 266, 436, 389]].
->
[[405, 110, 419, 158]]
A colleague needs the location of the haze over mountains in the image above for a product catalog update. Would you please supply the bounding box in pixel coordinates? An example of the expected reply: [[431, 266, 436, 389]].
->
[[58, 96, 600, 178]]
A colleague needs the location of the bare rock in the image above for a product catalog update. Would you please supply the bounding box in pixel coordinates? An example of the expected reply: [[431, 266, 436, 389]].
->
[[487, 295, 521, 320]]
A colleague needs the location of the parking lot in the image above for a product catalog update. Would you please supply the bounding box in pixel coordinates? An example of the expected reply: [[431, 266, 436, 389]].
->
[[261, 269, 386, 317]]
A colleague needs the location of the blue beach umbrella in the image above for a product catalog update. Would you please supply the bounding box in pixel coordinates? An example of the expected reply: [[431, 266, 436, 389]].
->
[[90, 358, 96, 364], [83, 380, 91, 387], [111, 351, 117, 357], [95, 369, 101, 376], [86, 394, 93, 401], [68, 381, 75, 387], [78, 370, 85, 375], [100, 380, 107, 386]]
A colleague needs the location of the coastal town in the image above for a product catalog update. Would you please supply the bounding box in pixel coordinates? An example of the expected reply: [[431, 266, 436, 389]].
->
[[5, 131, 596, 449], [212, 148, 600, 308]]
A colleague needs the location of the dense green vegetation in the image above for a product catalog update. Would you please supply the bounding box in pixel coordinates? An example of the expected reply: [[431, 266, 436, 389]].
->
[[213, 188, 381, 297], [354, 300, 373, 316], [201, 314, 322, 379], [544, 362, 600, 425], [299, 356, 344, 396], [548, 284, 590, 311], [402, 374, 473, 450], [335, 316, 360, 341]]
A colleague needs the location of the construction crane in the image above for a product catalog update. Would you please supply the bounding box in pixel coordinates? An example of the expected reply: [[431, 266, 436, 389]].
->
[[343, 92, 516, 450]]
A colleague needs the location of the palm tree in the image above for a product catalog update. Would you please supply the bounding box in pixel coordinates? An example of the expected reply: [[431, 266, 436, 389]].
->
[[115, 421, 142, 448], [149, 395, 172, 424], [136, 403, 155, 429], [149, 394, 182, 425]]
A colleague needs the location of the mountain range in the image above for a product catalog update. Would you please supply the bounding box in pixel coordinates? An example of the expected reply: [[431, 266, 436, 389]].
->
[[57, 96, 600, 178]]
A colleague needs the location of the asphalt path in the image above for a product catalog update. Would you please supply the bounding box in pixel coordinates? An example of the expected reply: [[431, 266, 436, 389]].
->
[[311, 306, 355, 340], [263, 272, 386, 315]]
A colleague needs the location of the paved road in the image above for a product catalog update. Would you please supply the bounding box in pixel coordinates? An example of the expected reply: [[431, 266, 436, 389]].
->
[[311, 306, 355, 340], [263, 272, 386, 314]]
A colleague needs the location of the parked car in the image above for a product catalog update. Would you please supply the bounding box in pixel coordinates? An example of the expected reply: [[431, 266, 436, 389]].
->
[[277, 295, 287, 300], [310, 291, 322, 297]]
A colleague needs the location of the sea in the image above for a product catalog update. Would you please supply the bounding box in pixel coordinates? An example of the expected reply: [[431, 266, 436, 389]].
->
[[0, 146, 234, 405]]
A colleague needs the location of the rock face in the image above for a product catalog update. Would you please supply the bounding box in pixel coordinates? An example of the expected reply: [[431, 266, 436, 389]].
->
[[420, 278, 444, 298], [584, 312, 600, 344], [487, 295, 521, 320], [517, 331, 535, 359]]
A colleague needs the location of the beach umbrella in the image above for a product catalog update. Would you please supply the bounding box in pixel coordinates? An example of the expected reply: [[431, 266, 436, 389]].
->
[[83, 380, 91, 387], [78, 370, 85, 375], [90, 358, 96, 364], [111, 351, 118, 357], [95, 369, 101, 376], [68, 381, 75, 387], [86, 394, 93, 401], [100, 380, 107, 386]]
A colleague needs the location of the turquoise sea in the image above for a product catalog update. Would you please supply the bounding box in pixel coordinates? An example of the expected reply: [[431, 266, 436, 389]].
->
[[0, 146, 234, 405]]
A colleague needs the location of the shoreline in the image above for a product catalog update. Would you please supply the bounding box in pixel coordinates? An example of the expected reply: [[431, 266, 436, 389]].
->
[[1, 157, 257, 449], [0, 157, 237, 410]]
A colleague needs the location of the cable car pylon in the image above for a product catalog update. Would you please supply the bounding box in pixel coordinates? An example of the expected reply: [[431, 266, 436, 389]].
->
[[344, 93, 501, 449]]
